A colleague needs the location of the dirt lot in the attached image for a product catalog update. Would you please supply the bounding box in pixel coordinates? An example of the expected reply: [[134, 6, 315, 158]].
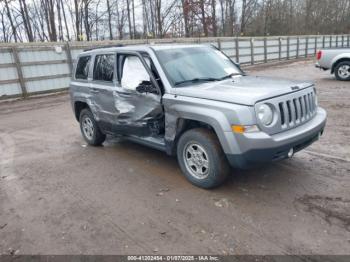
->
[[0, 60, 349, 255]]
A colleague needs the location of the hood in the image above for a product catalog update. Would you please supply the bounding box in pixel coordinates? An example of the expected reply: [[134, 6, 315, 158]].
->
[[174, 75, 314, 106]]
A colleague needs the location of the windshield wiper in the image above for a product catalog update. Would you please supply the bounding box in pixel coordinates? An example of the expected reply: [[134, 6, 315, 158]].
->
[[218, 73, 242, 80], [174, 73, 243, 86], [174, 77, 219, 86]]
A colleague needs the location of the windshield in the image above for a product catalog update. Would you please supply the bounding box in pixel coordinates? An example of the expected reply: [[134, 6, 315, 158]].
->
[[155, 46, 242, 87]]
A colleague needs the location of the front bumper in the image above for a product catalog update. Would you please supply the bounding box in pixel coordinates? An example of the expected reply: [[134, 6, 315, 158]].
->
[[226, 107, 327, 169]]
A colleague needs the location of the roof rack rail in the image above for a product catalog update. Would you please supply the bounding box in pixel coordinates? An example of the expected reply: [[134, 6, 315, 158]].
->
[[83, 44, 124, 52]]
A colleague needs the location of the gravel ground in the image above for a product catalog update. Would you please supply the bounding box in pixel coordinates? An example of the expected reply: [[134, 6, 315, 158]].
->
[[0, 60, 349, 255]]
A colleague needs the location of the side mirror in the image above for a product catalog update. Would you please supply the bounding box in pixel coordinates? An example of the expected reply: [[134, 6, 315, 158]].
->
[[136, 81, 158, 94]]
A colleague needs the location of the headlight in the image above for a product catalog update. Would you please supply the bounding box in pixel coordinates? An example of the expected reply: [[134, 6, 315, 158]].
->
[[257, 104, 273, 126]]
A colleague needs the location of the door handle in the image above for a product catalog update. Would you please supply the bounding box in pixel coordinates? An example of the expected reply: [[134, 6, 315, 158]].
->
[[91, 88, 100, 93], [114, 90, 132, 96]]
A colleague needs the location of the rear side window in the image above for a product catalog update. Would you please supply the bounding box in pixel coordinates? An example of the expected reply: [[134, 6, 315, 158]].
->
[[93, 54, 115, 82], [75, 56, 91, 80]]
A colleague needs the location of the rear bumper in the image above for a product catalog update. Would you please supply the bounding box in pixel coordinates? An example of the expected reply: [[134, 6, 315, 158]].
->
[[226, 107, 327, 169], [315, 62, 328, 70]]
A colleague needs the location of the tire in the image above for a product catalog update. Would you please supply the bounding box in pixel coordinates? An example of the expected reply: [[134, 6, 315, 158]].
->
[[79, 108, 106, 146], [334, 61, 350, 81], [176, 128, 231, 189]]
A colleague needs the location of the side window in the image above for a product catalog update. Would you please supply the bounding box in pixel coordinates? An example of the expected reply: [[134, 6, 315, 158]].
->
[[93, 54, 115, 82], [121, 55, 150, 90], [75, 56, 91, 80]]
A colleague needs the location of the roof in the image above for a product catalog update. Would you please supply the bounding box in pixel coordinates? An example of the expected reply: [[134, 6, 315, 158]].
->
[[80, 43, 204, 55]]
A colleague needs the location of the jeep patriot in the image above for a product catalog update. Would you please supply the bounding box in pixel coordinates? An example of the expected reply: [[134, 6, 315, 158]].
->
[[70, 44, 327, 188]]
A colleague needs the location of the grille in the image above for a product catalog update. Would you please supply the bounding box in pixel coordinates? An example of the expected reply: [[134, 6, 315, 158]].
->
[[278, 91, 316, 129], [255, 86, 317, 134]]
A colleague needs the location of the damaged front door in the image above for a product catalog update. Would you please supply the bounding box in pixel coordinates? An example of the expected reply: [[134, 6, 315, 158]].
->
[[112, 52, 164, 137]]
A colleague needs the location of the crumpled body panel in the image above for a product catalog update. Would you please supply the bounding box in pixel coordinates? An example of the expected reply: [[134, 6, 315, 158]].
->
[[89, 85, 163, 136]]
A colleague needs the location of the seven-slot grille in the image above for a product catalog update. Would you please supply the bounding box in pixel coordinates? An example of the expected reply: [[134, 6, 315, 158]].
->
[[278, 91, 316, 129]]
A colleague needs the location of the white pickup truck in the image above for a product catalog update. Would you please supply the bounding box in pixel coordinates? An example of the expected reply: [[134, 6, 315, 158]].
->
[[315, 48, 350, 81]]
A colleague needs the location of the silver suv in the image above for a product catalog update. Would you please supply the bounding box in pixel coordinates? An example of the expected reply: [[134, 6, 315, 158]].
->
[[69, 44, 327, 188]]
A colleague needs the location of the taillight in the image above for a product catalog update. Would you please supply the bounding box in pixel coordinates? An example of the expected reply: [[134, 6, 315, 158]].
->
[[316, 50, 322, 60]]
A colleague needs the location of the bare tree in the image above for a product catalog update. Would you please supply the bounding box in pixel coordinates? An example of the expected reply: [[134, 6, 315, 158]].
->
[[82, 0, 90, 41], [181, 0, 190, 37], [225, 0, 236, 36], [56, 0, 64, 41], [240, 0, 258, 35], [41, 0, 57, 41], [1, 0, 349, 43], [4, 0, 18, 42], [211, 0, 217, 36], [132, 0, 136, 38], [32, 0, 48, 41], [116, 0, 127, 40], [126, 0, 132, 38], [106, 0, 113, 39], [60, 0, 70, 40], [18, 0, 34, 41], [74, 0, 80, 40], [0, 8, 9, 42], [199, 0, 208, 36]]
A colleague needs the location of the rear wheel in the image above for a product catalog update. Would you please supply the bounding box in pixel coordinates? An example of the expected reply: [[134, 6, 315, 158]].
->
[[335, 61, 350, 81], [177, 128, 230, 189], [79, 108, 106, 146]]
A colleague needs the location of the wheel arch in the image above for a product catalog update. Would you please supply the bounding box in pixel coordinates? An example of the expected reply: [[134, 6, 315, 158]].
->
[[74, 100, 90, 121], [331, 57, 350, 74], [164, 111, 233, 156]]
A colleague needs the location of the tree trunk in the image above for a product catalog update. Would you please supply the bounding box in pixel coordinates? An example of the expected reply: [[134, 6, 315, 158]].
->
[[1, 11, 8, 42], [126, 0, 133, 39], [74, 0, 80, 40], [200, 0, 208, 36], [142, 0, 148, 37], [48, 0, 57, 41], [19, 0, 34, 41], [4, 0, 18, 42], [132, 0, 136, 38], [42, 0, 52, 40], [33, 0, 47, 41], [56, 0, 64, 41], [240, 0, 246, 34], [305, 0, 313, 34], [181, 0, 190, 37], [155, 0, 162, 37], [227, 0, 235, 36], [61, 0, 70, 40], [83, 0, 90, 41], [219, 0, 225, 36], [106, 0, 113, 40], [211, 0, 217, 36]]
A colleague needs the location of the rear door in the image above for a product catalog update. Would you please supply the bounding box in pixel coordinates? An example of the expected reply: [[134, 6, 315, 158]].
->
[[90, 52, 117, 132]]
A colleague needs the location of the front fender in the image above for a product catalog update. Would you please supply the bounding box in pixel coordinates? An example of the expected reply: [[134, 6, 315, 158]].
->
[[163, 94, 256, 155]]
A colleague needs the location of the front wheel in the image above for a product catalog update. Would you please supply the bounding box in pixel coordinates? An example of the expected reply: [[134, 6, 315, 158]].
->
[[335, 61, 350, 81], [177, 128, 231, 189], [79, 108, 106, 146]]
